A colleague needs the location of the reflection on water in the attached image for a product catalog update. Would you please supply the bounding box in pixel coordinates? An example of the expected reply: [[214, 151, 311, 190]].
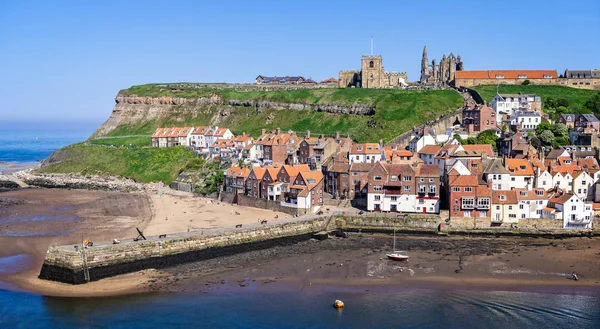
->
[[0, 254, 32, 275], [1, 288, 599, 328]]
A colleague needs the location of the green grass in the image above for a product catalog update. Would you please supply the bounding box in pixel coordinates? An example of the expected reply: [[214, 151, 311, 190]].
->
[[38, 144, 194, 184], [89, 136, 151, 147], [473, 85, 598, 112], [111, 85, 464, 142]]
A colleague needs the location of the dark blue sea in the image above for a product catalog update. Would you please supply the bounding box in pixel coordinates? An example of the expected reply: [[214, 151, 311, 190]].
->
[[0, 122, 96, 163], [0, 288, 599, 328], [2, 123, 600, 328]]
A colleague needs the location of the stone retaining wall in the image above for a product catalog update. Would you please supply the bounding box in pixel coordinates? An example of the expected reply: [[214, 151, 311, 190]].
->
[[236, 194, 308, 216], [39, 217, 328, 284]]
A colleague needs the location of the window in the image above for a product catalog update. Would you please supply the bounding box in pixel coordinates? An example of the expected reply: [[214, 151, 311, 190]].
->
[[572, 206, 577, 211], [419, 185, 426, 193], [391, 176, 397, 181], [352, 172, 358, 176], [404, 186, 410, 192], [521, 214, 526, 219], [518, 74, 527, 79], [480, 211, 488, 218], [429, 185, 436, 194], [464, 187, 472, 192], [511, 177, 515, 181], [477, 198, 490, 208], [536, 210, 542, 215], [462, 197, 475, 209], [519, 204, 524, 209], [374, 195, 381, 201], [499, 195, 506, 201], [391, 196, 397, 202], [374, 185, 382, 192], [404, 176, 412, 181], [452, 187, 459, 192], [369, 61, 374, 68], [509, 214, 516, 218], [520, 191, 527, 197], [353, 180, 359, 185], [496, 75, 504, 79], [429, 178, 434, 182], [374, 175, 382, 181], [543, 75, 552, 79], [496, 205, 500, 210], [508, 205, 513, 210], [464, 211, 472, 217]]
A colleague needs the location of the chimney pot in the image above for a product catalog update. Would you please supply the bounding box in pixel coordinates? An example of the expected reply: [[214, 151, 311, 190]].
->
[[335, 131, 340, 139], [261, 129, 266, 135], [276, 127, 281, 135], [306, 130, 311, 138]]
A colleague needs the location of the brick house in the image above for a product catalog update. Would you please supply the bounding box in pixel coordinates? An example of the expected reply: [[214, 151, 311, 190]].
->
[[254, 129, 298, 165], [349, 162, 375, 199], [246, 167, 266, 198], [462, 104, 498, 133], [448, 175, 491, 218], [260, 166, 283, 201], [323, 157, 351, 199], [224, 166, 250, 193], [366, 162, 440, 213], [283, 171, 324, 212]]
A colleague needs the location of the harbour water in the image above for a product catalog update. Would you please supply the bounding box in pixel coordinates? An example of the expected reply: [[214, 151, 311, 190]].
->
[[1, 288, 599, 328], [2, 124, 600, 328]]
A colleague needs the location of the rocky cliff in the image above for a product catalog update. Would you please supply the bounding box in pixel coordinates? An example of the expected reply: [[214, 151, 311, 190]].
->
[[94, 95, 375, 137]]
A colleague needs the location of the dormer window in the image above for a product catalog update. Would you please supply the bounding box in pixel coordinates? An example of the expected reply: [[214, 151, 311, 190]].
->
[[357, 147, 363, 151], [520, 165, 526, 170], [374, 175, 382, 181], [520, 191, 527, 196], [535, 190, 544, 196], [499, 195, 507, 201], [518, 75, 527, 79], [543, 75, 552, 79], [496, 75, 504, 79]]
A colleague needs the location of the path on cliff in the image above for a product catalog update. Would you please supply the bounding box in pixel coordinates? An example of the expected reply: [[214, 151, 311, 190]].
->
[[92, 134, 150, 140]]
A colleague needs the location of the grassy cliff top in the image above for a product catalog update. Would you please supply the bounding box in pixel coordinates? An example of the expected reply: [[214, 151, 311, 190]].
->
[[473, 85, 598, 110], [113, 85, 464, 143]]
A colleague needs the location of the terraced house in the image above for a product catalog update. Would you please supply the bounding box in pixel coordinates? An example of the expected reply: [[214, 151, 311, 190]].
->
[[367, 162, 440, 213]]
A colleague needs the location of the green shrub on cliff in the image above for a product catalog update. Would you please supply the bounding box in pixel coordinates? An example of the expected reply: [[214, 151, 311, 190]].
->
[[38, 145, 194, 184]]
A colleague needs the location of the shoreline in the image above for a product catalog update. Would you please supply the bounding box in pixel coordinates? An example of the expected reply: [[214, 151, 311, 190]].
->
[[2, 187, 600, 298]]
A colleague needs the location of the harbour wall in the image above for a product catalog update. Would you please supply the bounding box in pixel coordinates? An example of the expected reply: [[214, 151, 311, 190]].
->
[[39, 217, 329, 284]]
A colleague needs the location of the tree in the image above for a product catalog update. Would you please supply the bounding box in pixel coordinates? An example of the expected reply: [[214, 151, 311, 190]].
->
[[552, 123, 568, 138], [476, 129, 499, 150], [536, 122, 553, 136], [554, 136, 569, 147], [584, 93, 600, 113], [465, 137, 477, 145], [539, 130, 555, 146], [530, 136, 542, 149], [522, 79, 530, 85]]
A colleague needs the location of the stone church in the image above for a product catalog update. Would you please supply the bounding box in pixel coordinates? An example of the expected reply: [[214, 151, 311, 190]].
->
[[339, 55, 408, 88], [419, 45, 464, 85]]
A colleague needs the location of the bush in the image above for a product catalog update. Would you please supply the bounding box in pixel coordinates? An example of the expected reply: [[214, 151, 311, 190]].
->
[[522, 80, 530, 85]]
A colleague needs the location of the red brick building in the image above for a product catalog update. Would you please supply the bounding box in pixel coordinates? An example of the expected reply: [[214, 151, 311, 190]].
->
[[462, 104, 498, 133], [448, 175, 491, 218]]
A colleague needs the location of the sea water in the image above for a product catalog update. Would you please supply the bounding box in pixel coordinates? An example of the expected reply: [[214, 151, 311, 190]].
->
[[0, 289, 599, 328], [0, 122, 96, 163]]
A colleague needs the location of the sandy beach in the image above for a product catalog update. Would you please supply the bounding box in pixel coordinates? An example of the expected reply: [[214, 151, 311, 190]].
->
[[1, 188, 600, 297]]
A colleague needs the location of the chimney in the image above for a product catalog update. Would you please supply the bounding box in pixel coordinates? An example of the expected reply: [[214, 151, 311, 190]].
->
[[487, 177, 492, 189], [276, 127, 281, 135], [502, 154, 507, 167], [379, 139, 384, 147], [319, 134, 324, 139], [306, 130, 311, 138], [261, 129, 266, 135], [335, 131, 340, 139]]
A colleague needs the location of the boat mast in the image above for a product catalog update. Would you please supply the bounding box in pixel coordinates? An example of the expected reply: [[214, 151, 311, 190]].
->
[[393, 228, 396, 252]]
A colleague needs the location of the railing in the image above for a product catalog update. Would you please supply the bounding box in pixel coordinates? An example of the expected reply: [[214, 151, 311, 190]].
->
[[462, 204, 474, 209], [476, 204, 490, 209]]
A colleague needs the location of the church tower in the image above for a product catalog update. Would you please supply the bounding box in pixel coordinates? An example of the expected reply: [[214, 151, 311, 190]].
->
[[420, 45, 429, 83], [361, 55, 384, 88]]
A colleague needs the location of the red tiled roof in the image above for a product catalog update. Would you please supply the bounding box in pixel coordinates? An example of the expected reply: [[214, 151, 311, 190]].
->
[[456, 70, 558, 79], [492, 190, 518, 204], [462, 145, 494, 157], [505, 159, 534, 176], [449, 175, 479, 187], [418, 145, 442, 155], [351, 143, 381, 155]]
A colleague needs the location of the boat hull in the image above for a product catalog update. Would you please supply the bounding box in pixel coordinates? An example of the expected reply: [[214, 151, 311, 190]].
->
[[386, 254, 409, 261]]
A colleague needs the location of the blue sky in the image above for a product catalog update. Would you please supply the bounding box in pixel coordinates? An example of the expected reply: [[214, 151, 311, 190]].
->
[[1, 0, 599, 124]]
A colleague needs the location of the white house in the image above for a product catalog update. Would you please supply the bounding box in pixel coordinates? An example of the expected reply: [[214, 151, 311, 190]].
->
[[544, 193, 593, 229], [483, 158, 511, 190], [572, 171, 594, 201], [417, 145, 442, 165], [350, 143, 382, 163], [505, 159, 534, 189], [491, 190, 519, 224], [491, 93, 541, 117], [515, 187, 550, 219], [552, 172, 573, 193], [510, 111, 542, 130], [178, 127, 194, 147], [408, 132, 437, 153], [205, 127, 233, 149], [188, 126, 210, 149], [535, 169, 554, 190]]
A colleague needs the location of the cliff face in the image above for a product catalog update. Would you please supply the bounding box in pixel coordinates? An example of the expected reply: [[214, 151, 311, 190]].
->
[[93, 94, 375, 137]]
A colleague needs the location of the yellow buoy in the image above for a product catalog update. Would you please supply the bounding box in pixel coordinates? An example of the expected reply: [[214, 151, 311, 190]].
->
[[333, 300, 344, 309]]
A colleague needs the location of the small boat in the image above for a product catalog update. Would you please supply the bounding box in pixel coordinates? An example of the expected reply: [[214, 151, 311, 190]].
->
[[333, 300, 344, 309], [386, 229, 409, 261]]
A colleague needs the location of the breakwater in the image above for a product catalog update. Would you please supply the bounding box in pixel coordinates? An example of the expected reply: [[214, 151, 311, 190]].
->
[[39, 217, 329, 284]]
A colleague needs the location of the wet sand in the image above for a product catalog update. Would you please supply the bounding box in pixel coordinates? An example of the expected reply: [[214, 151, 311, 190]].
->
[[1, 188, 600, 297]]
